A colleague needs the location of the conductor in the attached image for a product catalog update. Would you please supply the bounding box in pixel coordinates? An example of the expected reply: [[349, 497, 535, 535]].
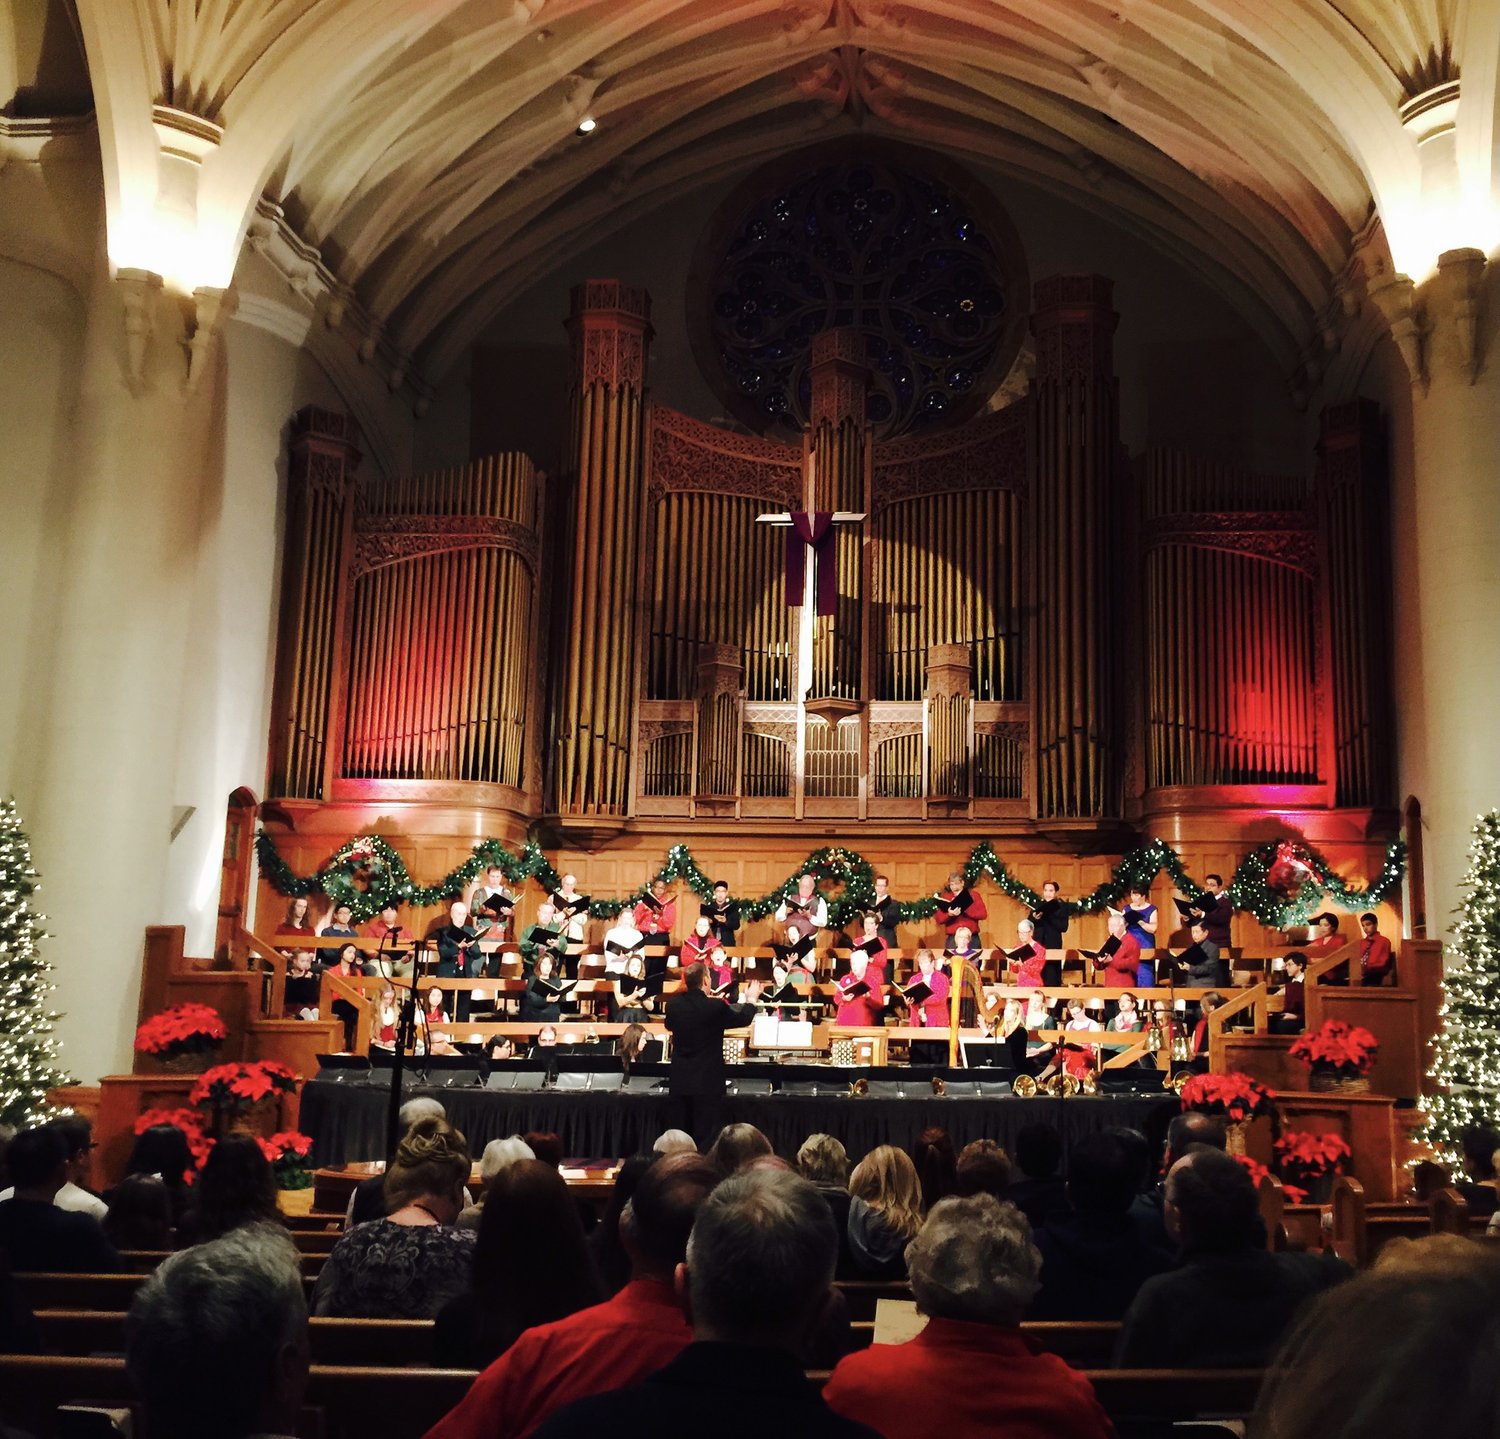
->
[[665, 962, 762, 1146]]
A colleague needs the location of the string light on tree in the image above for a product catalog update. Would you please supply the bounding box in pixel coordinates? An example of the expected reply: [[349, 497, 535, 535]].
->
[[0, 798, 70, 1129], [1417, 812, 1500, 1167]]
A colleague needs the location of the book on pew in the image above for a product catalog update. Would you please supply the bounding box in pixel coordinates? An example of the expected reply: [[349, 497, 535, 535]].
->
[[524, 924, 563, 947], [901, 979, 933, 1005], [551, 891, 590, 917]]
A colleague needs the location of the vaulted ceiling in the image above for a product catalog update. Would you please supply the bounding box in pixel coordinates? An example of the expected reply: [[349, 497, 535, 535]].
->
[[27, 0, 1500, 392]]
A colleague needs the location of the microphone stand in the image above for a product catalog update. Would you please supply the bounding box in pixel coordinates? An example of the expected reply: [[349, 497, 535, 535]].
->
[[385, 934, 427, 1159]]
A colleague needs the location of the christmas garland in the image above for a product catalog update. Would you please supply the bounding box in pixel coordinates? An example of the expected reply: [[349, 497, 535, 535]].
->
[[256, 830, 1404, 931]]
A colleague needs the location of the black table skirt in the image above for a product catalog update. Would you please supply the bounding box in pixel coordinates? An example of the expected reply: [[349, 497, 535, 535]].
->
[[301, 1078, 1176, 1168]]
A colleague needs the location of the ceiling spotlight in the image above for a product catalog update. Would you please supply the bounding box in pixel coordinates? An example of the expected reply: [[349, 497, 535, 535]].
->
[[576, 116, 597, 135]]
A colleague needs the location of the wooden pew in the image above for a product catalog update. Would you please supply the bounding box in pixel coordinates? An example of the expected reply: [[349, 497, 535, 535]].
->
[[15, 1272, 320, 1309], [117, 1250, 328, 1278], [0, 1354, 1266, 1439]]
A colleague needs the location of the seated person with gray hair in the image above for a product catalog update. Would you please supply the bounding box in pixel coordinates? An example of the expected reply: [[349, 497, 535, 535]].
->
[[458, 1135, 536, 1230], [531, 1168, 879, 1438], [126, 1226, 309, 1439], [823, 1194, 1111, 1439]]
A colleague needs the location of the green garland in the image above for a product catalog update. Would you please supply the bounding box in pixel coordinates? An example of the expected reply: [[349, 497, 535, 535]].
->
[[256, 831, 1405, 931]]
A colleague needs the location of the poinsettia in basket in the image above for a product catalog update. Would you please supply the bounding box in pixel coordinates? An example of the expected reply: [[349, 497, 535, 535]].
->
[[134, 1003, 229, 1072], [189, 1060, 300, 1134], [1179, 1071, 1277, 1123], [1290, 1020, 1380, 1093], [132, 1106, 214, 1178], [1274, 1130, 1352, 1205], [259, 1130, 316, 1190]]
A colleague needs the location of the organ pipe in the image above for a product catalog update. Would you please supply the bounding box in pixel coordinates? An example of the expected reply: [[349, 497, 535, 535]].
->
[[551, 281, 653, 816], [267, 407, 360, 800], [1030, 276, 1119, 819]]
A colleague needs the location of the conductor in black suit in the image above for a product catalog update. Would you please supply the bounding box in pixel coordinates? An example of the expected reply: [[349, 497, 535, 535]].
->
[[665, 962, 762, 1146]]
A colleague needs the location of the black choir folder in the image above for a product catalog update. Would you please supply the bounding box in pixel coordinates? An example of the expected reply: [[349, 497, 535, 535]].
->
[[638, 889, 665, 913], [551, 891, 590, 915], [477, 892, 514, 919], [839, 980, 872, 1000], [524, 924, 562, 947], [902, 980, 933, 1005], [535, 977, 578, 999]]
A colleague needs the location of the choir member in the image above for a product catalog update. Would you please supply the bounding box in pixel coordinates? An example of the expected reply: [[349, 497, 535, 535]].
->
[[632, 878, 677, 938], [613, 954, 654, 1023], [602, 912, 646, 975], [871, 874, 902, 947], [550, 873, 590, 947], [324, 943, 363, 1049], [437, 899, 484, 1021], [775, 873, 829, 934], [1029, 880, 1070, 950], [701, 881, 741, 946], [679, 915, 717, 968], [1189, 991, 1221, 1061], [1121, 885, 1158, 955], [1272, 953, 1307, 1033], [525, 901, 573, 978], [834, 950, 883, 1026], [1181, 874, 1233, 948], [318, 901, 360, 940], [468, 865, 517, 939], [372, 982, 399, 1050], [1173, 921, 1228, 987], [945, 923, 983, 969], [1097, 913, 1141, 988], [423, 985, 449, 1027], [705, 946, 736, 1000], [364, 901, 414, 978], [282, 950, 321, 1020], [934, 872, 986, 944], [1006, 920, 1047, 986], [1037, 998, 1101, 1082], [520, 952, 565, 1024], [903, 950, 951, 1065], [847, 911, 889, 970], [1110, 991, 1142, 1033], [276, 895, 314, 936], [1305, 912, 1344, 954], [1358, 912, 1393, 985]]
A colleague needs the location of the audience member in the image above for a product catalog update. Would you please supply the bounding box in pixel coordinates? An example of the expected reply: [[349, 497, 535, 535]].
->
[[954, 1138, 1012, 1201], [458, 1136, 536, 1230], [910, 1127, 957, 1212], [0, 1116, 106, 1220], [588, 1154, 658, 1295], [795, 1134, 853, 1275], [524, 1131, 565, 1170], [425, 1152, 720, 1439], [824, 1194, 1112, 1439], [102, 1174, 175, 1251], [846, 1145, 923, 1278], [653, 1129, 697, 1156], [1116, 1148, 1349, 1367], [346, 1097, 448, 1228], [707, 1123, 773, 1175], [0, 1126, 122, 1273], [1130, 1111, 1225, 1256], [313, 1116, 475, 1318], [113, 1123, 194, 1225], [1455, 1124, 1500, 1218], [1007, 1123, 1067, 1228], [178, 1134, 285, 1245], [1030, 1130, 1170, 1321], [1249, 1237, 1500, 1439], [435, 1158, 604, 1368], [126, 1225, 308, 1439], [531, 1168, 880, 1438], [0, 1255, 40, 1355]]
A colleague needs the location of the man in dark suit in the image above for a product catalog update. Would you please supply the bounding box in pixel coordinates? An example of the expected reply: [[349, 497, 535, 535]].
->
[[665, 962, 761, 1146], [1185, 874, 1234, 948]]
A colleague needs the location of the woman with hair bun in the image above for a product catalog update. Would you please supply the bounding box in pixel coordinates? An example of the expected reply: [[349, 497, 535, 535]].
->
[[311, 1116, 475, 1318]]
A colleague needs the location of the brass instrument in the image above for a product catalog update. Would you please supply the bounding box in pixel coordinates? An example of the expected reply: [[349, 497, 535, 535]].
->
[[1011, 1074, 1038, 1097], [930, 1076, 948, 1097]]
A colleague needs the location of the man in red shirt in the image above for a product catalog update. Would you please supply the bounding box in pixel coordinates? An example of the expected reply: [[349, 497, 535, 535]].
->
[[1098, 912, 1141, 987], [423, 1151, 719, 1439], [824, 1192, 1112, 1439]]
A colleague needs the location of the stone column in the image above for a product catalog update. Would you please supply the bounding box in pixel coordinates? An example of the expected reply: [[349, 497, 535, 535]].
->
[[1030, 275, 1120, 820], [1374, 250, 1500, 937], [550, 280, 652, 818]]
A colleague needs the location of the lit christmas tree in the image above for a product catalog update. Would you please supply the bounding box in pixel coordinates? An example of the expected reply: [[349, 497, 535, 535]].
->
[[1418, 811, 1500, 1167], [0, 798, 69, 1129]]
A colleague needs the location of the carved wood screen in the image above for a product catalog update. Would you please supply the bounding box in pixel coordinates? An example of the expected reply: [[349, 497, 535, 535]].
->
[[341, 455, 540, 787]]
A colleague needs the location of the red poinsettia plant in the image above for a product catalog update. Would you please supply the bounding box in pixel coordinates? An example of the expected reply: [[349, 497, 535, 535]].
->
[[1290, 1020, 1379, 1076], [258, 1130, 316, 1189], [189, 1059, 300, 1114], [1233, 1154, 1273, 1189], [133, 1003, 229, 1059], [1272, 1130, 1351, 1203], [132, 1107, 213, 1177], [1180, 1071, 1277, 1123]]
